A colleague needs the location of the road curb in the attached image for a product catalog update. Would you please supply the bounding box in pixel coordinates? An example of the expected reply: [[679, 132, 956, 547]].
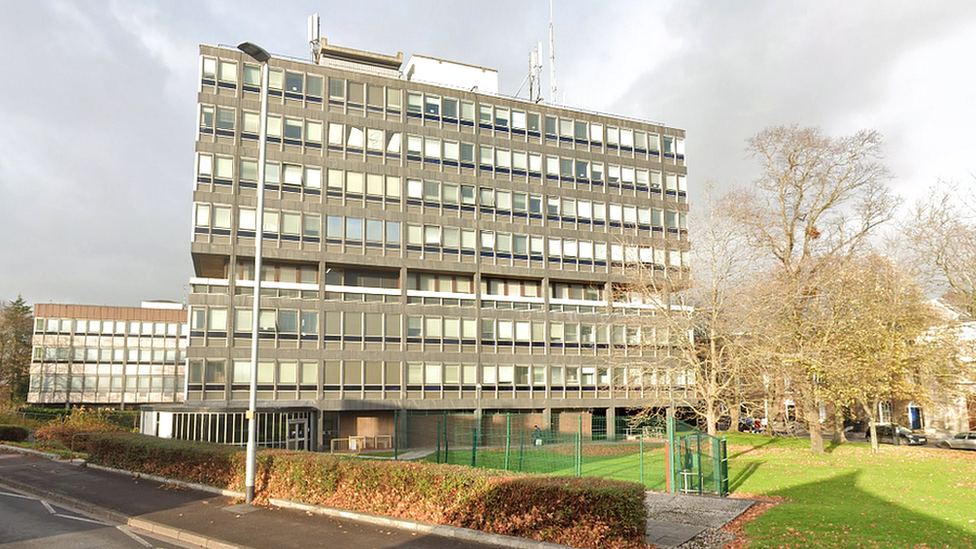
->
[[84, 462, 246, 499], [270, 498, 573, 549], [1, 447, 572, 549]]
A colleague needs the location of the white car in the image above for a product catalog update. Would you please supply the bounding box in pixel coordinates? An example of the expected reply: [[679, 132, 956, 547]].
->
[[936, 431, 976, 450]]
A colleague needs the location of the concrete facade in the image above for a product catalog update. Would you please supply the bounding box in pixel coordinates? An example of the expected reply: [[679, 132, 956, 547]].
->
[[172, 39, 691, 448]]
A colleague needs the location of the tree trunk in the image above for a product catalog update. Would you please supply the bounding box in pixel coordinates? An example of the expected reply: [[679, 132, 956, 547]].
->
[[803, 396, 825, 454], [831, 406, 847, 444], [860, 401, 880, 453], [705, 402, 718, 436]]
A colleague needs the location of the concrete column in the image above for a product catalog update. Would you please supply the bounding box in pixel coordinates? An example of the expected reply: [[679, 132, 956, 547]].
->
[[607, 406, 616, 442], [542, 406, 552, 432]]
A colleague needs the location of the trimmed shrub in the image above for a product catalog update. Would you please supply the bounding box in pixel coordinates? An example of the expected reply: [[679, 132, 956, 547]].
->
[[87, 433, 247, 489], [85, 435, 648, 548], [35, 407, 131, 452], [263, 451, 648, 547], [0, 425, 29, 442]]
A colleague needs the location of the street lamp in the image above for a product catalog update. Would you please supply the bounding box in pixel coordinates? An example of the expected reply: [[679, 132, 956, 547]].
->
[[238, 40, 270, 505]]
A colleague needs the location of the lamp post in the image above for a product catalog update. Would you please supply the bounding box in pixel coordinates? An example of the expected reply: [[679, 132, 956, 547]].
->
[[238, 41, 270, 505]]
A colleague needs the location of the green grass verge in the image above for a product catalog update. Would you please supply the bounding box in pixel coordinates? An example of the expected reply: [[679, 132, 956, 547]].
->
[[723, 433, 976, 549], [414, 433, 975, 548]]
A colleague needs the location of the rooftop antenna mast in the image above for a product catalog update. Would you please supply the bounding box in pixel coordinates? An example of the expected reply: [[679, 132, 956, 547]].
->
[[308, 13, 320, 63], [515, 42, 544, 102], [549, 0, 557, 104]]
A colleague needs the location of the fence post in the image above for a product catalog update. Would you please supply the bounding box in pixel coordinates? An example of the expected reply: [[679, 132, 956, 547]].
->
[[639, 434, 644, 487], [696, 433, 705, 496], [576, 414, 582, 477], [471, 423, 478, 468], [518, 429, 524, 472], [394, 410, 399, 460], [443, 411, 449, 464], [666, 414, 677, 493], [436, 419, 442, 464], [716, 437, 729, 496], [504, 413, 512, 471]]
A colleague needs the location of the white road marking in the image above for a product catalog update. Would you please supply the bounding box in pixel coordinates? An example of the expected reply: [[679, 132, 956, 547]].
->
[[117, 525, 154, 547], [41, 500, 56, 514], [54, 513, 110, 525], [0, 490, 35, 500]]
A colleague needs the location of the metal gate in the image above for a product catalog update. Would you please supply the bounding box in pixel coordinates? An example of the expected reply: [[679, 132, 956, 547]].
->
[[673, 431, 728, 496]]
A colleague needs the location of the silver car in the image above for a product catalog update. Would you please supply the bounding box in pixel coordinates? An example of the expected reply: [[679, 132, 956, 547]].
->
[[936, 431, 976, 450]]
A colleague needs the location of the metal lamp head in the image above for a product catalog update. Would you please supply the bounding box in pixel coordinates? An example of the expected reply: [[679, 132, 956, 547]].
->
[[238, 42, 271, 63]]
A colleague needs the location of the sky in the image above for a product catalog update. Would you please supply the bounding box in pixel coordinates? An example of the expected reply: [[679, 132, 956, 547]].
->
[[2, 0, 975, 307]]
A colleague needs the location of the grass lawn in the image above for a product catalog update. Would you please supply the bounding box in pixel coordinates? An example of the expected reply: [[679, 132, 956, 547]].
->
[[722, 433, 975, 549], [416, 433, 976, 548], [420, 440, 671, 489]]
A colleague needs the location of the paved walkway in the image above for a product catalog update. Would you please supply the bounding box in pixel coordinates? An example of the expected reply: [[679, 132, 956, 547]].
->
[[0, 445, 755, 549], [645, 492, 754, 548]]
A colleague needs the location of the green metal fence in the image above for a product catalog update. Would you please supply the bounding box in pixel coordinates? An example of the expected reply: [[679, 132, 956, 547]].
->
[[390, 410, 728, 496]]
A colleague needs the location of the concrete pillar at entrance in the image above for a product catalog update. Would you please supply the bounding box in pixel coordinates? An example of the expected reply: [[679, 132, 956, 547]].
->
[[543, 407, 553, 433], [607, 407, 616, 442], [316, 411, 324, 451]]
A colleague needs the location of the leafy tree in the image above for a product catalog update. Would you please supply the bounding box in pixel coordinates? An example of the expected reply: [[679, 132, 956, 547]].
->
[[0, 296, 33, 407], [729, 125, 898, 454], [806, 255, 953, 452]]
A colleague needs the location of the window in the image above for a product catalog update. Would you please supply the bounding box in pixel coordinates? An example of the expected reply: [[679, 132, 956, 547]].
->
[[218, 60, 237, 83], [285, 72, 303, 93], [302, 214, 322, 237], [442, 97, 458, 118], [216, 107, 235, 130], [407, 92, 423, 114], [347, 82, 364, 105], [306, 121, 322, 143], [243, 65, 260, 86], [425, 95, 440, 116], [202, 57, 216, 80], [307, 75, 323, 97], [460, 101, 475, 123], [242, 112, 260, 134], [386, 88, 401, 111], [346, 218, 363, 240], [590, 123, 603, 143], [215, 156, 234, 179]]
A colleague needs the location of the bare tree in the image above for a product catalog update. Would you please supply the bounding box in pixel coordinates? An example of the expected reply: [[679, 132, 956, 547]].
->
[[903, 178, 976, 317], [614, 184, 763, 435], [730, 125, 898, 454]]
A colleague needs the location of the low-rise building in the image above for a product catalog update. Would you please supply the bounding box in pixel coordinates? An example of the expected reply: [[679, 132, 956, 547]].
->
[[29, 302, 187, 407]]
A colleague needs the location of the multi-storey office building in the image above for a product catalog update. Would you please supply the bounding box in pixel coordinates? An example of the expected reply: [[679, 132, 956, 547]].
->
[[167, 39, 690, 450], [29, 302, 187, 407]]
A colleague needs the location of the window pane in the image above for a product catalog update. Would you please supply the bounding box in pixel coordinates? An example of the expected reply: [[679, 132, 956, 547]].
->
[[285, 72, 303, 93]]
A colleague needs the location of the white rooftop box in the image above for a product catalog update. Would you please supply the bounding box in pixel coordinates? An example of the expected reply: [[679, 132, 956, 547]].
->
[[403, 54, 498, 94]]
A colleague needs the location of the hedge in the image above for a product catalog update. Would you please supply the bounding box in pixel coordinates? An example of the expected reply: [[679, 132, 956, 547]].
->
[[87, 433, 648, 548], [0, 425, 29, 443]]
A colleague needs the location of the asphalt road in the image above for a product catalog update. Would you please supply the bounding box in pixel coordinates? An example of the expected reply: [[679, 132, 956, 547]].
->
[[0, 487, 191, 549]]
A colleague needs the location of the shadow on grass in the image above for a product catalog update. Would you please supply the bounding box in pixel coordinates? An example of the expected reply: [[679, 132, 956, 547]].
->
[[749, 471, 975, 549], [728, 437, 779, 459], [728, 460, 763, 492], [824, 440, 843, 454]]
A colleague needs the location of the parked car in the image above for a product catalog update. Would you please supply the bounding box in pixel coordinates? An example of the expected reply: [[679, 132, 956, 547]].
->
[[936, 431, 976, 450], [870, 424, 927, 446], [716, 415, 764, 433]]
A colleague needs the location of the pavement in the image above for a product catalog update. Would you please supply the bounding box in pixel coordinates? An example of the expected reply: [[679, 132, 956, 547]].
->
[[0, 445, 754, 549], [644, 492, 754, 548]]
